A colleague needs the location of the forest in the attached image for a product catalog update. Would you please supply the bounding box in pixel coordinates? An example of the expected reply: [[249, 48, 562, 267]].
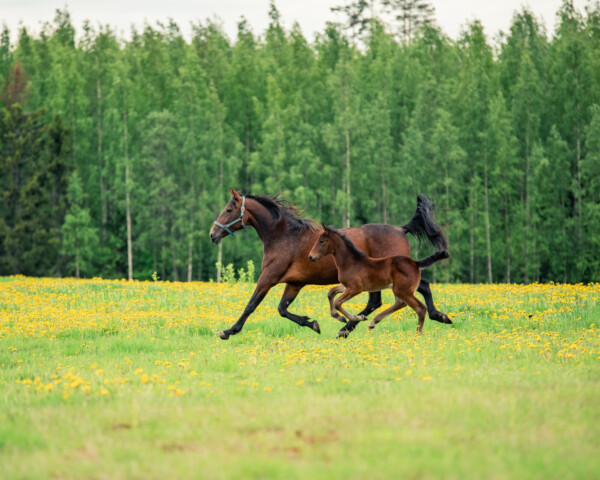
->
[[1, 0, 599, 283]]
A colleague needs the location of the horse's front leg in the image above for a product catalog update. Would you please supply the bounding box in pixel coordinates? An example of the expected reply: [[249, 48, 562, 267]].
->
[[337, 291, 382, 338], [277, 283, 321, 334], [334, 288, 365, 323], [327, 285, 346, 323], [218, 276, 276, 340], [417, 278, 452, 324]]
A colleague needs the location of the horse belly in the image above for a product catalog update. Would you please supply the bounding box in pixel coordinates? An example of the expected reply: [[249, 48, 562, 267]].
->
[[366, 283, 393, 293], [280, 256, 340, 285]]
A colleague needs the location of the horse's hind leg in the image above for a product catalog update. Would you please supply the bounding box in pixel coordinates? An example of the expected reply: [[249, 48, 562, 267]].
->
[[357, 291, 383, 317], [418, 278, 452, 324], [401, 294, 428, 334], [368, 296, 406, 330], [327, 285, 346, 323], [277, 283, 321, 334]]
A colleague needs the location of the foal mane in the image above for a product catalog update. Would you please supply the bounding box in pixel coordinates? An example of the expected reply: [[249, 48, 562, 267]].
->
[[247, 194, 317, 232], [328, 227, 367, 259]]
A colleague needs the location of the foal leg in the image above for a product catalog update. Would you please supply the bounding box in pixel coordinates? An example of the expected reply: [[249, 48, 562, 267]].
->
[[327, 285, 346, 323], [401, 294, 428, 334], [338, 291, 382, 338], [417, 278, 452, 324], [368, 296, 406, 330], [277, 284, 321, 334], [334, 289, 366, 323]]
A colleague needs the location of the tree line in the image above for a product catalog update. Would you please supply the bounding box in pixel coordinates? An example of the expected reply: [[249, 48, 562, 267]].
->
[[1, 1, 599, 283]]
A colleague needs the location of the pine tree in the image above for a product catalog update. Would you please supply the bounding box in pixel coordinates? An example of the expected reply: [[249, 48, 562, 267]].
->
[[0, 63, 70, 276]]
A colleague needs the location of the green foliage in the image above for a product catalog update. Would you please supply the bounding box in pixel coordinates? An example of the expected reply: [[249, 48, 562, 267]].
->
[[1, 2, 599, 282], [61, 171, 99, 278], [0, 67, 70, 276], [215, 260, 255, 283]]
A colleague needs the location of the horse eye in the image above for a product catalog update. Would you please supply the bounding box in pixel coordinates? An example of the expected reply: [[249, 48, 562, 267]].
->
[[319, 238, 324, 244], [226, 209, 232, 213]]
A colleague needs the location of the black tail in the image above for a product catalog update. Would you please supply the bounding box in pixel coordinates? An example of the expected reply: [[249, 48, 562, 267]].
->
[[402, 194, 448, 252], [417, 250, 450, 269]]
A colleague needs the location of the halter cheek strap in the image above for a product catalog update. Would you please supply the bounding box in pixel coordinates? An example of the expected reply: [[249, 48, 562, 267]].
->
[[213, 196, 246, 237]]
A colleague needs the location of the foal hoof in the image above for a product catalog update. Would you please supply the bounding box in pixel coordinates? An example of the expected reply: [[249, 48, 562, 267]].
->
[[312, 321, 321, 334], [337, 329, 350, 339], [217, 331, 230, 340], [368, 323, 376, 330], [357, 314, 366, 321], [333, 313, 347, 323]]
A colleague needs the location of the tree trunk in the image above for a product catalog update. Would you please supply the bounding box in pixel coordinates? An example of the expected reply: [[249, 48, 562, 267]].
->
[[524, 130, 530, 284], [504, 192, 511, 283], [96, 64, 107, 242], [75, 250, 80, 279], [187, 182, 195, 282], [344, 128, 351, 229], [483, 158, 492, 283], [245, 100, 251, 191], [216, 242, 223, 282], [469, 188, 474, 284], [124, 110, 133, 281]]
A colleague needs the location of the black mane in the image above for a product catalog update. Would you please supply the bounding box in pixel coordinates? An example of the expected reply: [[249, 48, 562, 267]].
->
[[247, 194, 316, 232], [328, 226, 367, 259]]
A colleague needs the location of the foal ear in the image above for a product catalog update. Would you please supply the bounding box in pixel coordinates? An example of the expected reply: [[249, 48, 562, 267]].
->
[[321, 223, 329, 231]]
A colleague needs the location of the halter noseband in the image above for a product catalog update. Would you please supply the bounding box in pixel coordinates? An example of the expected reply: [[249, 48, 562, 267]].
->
[[213, 196, 246, 237]]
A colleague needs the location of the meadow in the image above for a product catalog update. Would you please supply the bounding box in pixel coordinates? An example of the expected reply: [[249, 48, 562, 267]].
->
[[1, 276, 599, 479]]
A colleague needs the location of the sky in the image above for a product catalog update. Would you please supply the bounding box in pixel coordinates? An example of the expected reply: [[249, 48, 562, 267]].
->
[[1, 0, 592, 43]]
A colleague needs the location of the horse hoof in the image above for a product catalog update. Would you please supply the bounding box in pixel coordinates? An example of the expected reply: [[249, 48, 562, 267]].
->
[[431, 312, 453, 325], [217, 331, 230, 340], [312, 321, 321, 334], [357, 314, 366, 321], [337, 330, 350, 339], [368, 323, 375, 330], [333, 314, 347, 323]]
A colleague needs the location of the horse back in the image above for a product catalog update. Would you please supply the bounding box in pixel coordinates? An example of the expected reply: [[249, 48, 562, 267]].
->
[[273, 223, 411, 286], [343, 224, 411, 258]]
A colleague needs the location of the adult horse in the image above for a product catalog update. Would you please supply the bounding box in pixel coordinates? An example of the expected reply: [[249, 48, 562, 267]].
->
[[209, 188, 451, 340]]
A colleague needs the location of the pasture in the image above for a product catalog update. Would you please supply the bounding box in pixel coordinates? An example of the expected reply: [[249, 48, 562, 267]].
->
[[1, 276, 599, 479]]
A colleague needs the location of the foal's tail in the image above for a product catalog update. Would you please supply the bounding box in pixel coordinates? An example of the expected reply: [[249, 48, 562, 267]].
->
[[417, 250, 450, 269], [402, 194, 449, 252]]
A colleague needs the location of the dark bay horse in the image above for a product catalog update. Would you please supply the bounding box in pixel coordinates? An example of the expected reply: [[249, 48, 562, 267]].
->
[[209, 187, 451, 340], [308, 224, 449, 333]]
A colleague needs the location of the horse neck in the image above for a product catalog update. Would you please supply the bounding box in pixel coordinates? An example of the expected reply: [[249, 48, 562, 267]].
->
[[245, 198, 286, 247]]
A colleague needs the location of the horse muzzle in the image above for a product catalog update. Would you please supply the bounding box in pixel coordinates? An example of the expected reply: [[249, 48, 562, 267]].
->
[[308, 254, 319, 262], [209, 227, 223, 244]]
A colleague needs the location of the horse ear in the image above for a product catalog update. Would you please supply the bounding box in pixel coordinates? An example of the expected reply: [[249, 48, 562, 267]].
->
[[228, 187, 241, 200], [321, 223, 328, 231]]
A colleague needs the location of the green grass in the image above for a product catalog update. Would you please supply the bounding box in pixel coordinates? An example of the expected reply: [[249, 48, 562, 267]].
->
[[1, 277, 599, 479]]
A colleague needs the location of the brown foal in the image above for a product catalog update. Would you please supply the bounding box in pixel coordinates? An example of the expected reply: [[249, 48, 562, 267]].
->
[[309, 224, 449, 333]]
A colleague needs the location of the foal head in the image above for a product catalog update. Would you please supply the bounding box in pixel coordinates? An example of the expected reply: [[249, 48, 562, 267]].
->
[[210, 187, 247, 243], [308, 224, 335, 262]]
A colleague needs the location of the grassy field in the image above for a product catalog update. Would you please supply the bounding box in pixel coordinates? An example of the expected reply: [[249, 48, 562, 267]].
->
[[1, 276, 599, 479]]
